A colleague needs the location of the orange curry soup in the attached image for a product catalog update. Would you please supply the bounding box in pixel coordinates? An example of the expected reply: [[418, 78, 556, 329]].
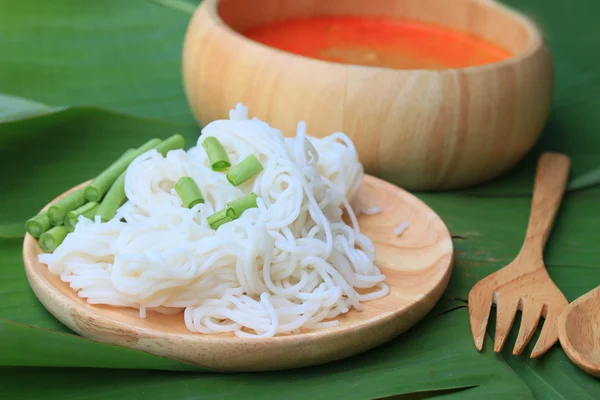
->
[[243, 16, 511, 69]]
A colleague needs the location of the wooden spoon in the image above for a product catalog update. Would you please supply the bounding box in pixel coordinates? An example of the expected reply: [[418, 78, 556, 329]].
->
[[559, 286, 600, 377]]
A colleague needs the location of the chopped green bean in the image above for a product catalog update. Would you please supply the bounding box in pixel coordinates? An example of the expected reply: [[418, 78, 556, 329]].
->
[[96, 172, 127, 222], [207, 208, 232, 230], [133, 139, 162, 155], [25, 211, 51, 238], [175, 177, 204, 208], [207, 193, 259, 229], [226, 154, 263, 186], [84, 139, 160, 202], [155, 134, 185, 156], [226, 193, 258, 219], [48, 188, 87, 226], [65, 202, 99, 232], [39, 226, 69, 253], [202, 137, 230, 171], [88, 135, 184, 221]]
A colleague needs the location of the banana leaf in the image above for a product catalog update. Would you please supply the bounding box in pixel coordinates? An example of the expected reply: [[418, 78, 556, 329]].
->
[[0, 95, 54, 122], [0, 309, 535, 400], [1, 0, 600, 398], [0, 0, 198, 124]]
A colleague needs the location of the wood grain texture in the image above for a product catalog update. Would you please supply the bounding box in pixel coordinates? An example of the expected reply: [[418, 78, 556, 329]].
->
[[182, 0, 553, 191], [559, 286, 600, 378], [23, 175, 453, 372], [468, 153, 570, 358]]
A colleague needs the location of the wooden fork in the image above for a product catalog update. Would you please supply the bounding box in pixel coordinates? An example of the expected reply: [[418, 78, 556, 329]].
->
[[468, 152, 570, 358]]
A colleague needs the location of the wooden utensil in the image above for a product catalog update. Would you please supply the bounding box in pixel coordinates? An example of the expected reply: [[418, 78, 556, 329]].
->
[[468, 152, 570, 357], [558, 286, 600, 377], [183, 0, 553, 191], [23, 175, 453, 371]]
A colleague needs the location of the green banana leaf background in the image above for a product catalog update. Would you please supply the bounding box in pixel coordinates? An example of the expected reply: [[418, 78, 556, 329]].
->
[[1, 0, 600, 398]]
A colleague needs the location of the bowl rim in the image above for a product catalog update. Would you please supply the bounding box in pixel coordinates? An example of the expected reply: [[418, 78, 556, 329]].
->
[[198, 0, 547, 74]]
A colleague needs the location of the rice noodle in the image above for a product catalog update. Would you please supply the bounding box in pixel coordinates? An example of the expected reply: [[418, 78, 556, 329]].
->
[[360, 207, 384, 215], [39, 103, 389, 337], [394, 222, 409, 236]]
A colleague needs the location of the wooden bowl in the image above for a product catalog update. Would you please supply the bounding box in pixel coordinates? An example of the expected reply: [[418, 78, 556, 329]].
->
[[182, 0, 553, 191], [23, 175, 453, 371]]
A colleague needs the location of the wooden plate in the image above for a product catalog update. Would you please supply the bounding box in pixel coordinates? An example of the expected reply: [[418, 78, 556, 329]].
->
[[23, 175, 453, 371]]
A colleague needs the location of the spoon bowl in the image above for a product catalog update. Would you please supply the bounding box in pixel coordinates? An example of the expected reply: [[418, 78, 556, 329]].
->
[[558, 286, 600, 377]]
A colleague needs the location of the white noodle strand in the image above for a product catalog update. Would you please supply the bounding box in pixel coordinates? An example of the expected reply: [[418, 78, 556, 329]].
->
[[39, 103, 389, 337]]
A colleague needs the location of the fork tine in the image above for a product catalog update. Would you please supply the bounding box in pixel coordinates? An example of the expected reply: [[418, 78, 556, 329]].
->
[[468, 287, 493, 351], [531, 307, 559, 358], [513, 302, 543, 355], [494, 296, 520, 352]]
